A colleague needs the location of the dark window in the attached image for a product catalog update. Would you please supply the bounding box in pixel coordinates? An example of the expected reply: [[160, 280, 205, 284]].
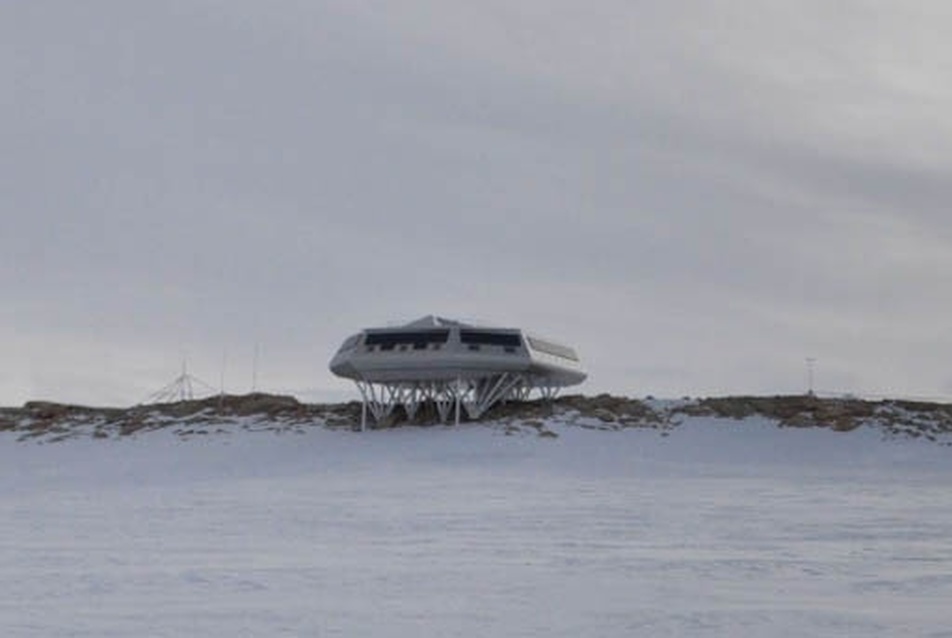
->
[[468, 344, 481, 351], [413, 342, 427, 350], [459, 330, 522, 348], [364, 330, 451, 349]]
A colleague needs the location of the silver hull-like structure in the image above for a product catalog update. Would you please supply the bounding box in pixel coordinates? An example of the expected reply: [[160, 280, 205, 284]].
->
[[329, 316, 586, 428]]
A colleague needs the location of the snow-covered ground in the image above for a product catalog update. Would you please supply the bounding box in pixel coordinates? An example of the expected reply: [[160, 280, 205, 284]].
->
[[3, 418, 952, 636]]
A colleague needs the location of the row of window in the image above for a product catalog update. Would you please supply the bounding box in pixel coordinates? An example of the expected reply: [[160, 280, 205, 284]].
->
[[459, 330, 522, 348], [362, 329, 523, 350], [369, 342, 443, 353], [364, 342, 519, 354], [346, 330, 577, 362], [364, 330, 451, 348]]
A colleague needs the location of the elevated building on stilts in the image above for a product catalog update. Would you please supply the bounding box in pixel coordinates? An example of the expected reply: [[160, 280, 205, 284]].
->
[[329, 315, 586, 429]]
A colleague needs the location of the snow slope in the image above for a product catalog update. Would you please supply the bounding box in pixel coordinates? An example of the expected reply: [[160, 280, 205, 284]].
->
[[3, 418, 951, 636]]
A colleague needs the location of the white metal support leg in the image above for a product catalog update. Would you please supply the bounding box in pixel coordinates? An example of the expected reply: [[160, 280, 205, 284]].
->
[[353, 373, 557, 427], [462, 373, 530, 419]]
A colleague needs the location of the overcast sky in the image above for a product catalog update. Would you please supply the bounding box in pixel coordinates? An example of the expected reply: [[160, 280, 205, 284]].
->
[[4, 1, 952, 406]]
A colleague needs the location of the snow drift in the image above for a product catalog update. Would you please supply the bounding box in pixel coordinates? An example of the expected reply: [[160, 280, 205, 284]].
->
[[2, 395, 951, 636]]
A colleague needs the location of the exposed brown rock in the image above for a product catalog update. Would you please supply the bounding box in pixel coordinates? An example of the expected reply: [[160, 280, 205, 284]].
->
[[2, 392, 951, 445]]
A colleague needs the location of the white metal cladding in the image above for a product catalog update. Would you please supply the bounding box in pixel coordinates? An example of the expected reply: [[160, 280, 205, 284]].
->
[[329, 316, 586, 428]]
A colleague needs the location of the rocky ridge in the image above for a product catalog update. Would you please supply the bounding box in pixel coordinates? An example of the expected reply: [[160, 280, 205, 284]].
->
[[3, 392, 952, 445]]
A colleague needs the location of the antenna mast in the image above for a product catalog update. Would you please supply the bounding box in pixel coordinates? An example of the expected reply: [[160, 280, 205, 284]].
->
[[145, 356, 217, 404], [251, 342, 260, 392]]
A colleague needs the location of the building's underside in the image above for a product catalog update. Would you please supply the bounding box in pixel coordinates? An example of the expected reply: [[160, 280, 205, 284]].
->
[[354, 373, 564, 427]]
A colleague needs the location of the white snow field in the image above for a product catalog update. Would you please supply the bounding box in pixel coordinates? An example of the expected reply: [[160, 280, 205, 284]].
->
[[3, 418, 952, 637]]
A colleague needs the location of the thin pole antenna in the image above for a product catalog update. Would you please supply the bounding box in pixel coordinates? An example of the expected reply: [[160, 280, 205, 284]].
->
[[220, 349, 227, 396], [251, 342, 260, 393], [219, 349, 227, 412], [806, 357, 816, 396], [181, 356, 190, 401]]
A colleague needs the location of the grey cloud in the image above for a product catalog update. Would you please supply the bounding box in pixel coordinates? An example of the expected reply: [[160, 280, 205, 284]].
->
[[3, 2, 952, 404]]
